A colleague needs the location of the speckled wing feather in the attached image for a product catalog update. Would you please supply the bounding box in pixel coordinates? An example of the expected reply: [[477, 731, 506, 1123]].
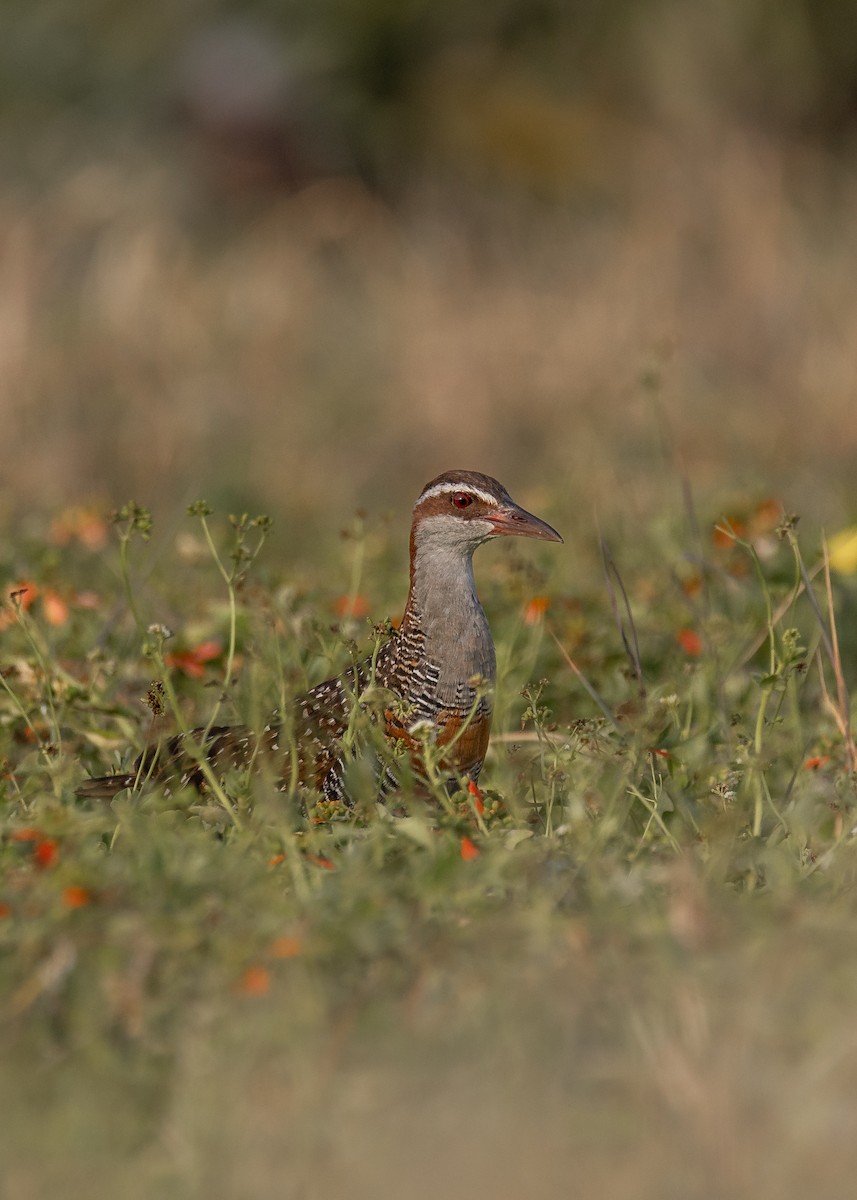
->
[[77, 628, 490, 803]]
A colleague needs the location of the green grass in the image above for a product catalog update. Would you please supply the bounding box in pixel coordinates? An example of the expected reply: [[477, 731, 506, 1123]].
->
[[2, 493, 857, 1199]]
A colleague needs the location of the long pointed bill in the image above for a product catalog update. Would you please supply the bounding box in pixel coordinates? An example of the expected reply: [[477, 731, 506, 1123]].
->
[[487, 504, 563, 543]]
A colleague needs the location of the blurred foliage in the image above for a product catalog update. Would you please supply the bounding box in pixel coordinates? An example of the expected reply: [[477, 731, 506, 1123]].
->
[[3, 0, 857, 178]]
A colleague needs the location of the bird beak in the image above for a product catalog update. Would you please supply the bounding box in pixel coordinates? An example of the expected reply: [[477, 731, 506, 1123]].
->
[[487, 504, 563, 543]]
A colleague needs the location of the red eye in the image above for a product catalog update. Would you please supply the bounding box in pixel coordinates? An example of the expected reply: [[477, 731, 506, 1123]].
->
[[452, 492, 473, 509]]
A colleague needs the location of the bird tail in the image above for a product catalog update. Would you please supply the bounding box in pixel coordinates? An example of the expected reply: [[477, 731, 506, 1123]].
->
[[75, 773, 138, 801]]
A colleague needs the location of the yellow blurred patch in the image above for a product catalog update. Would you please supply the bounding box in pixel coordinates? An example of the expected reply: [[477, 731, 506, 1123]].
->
[[827, 527, 857, 574]]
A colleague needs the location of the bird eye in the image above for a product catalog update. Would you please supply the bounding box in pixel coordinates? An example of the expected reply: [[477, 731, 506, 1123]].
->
[[452, 492, 473, 509]]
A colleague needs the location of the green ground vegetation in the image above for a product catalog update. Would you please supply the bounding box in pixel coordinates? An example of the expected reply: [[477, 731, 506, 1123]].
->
[[2, 489, 857, 1199]]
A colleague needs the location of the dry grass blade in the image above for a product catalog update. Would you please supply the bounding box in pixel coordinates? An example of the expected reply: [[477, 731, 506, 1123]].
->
[[549, 628, 623, 732], [796, 556, 835, 661], [821, 536, 856, 772], [491, 730, 569, 745], [599, 535, 645, 698], [736, 558, 824, 669], [802, 539, 855, 772]]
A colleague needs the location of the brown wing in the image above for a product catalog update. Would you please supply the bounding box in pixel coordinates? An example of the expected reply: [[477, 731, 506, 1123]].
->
[[383, 704, 492, 782], [77, 724, 262, 800]]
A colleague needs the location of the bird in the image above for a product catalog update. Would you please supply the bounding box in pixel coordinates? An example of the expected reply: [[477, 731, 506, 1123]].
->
[[77, 470, 562, 804]]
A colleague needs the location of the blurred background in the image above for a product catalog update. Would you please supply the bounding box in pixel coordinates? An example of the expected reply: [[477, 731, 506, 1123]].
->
[[2, 0, 857, 547]]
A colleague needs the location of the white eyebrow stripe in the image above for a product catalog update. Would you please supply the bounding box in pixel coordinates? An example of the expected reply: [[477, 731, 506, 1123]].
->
[[418, 482, 500, 507]]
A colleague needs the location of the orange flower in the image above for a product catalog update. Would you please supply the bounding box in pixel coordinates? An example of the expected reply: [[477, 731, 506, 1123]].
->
[[42, 590, 70, 626], [33, 838, 59, 869], [1, 584, 73, 628], [270, 935, 303, 959], [165, 639, 222, 679], [268, 852, 286, 867], [0, 583, 37, 630], [306, 853, 336, 870], [9, 827, 43, 842], [712, 519, 746, 549], [468, 779, 485, 814], [460, 835, 480, 861], [676, 628, 703, 657], [237, 965, 270, 996], [8, 582, 37, 609], [804, 755, 831, 771], [0, 902, 11, 919], [523, 595, 551, 625], [333, 594, 370, 619], [681, 574, 703, 598], [751, 498, 783, 533], [62, 885, 91, 909], [49, 506, 108, 550], [713, 501, 783, 550]]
